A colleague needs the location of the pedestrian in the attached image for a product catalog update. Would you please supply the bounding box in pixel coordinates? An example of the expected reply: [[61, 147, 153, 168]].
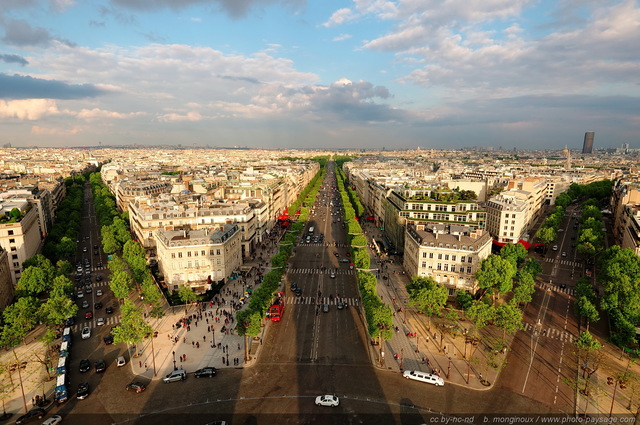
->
[[196, 342, 200, 348], [192, 341, 195, 347], [139, 361, 142, 368], [238, 343, 241, 350], [183, 337, 186, 343], [180, 357, 183, 363], [144, 362, 147, 369], [203, 335, 206, 342], [183, 354, 186, 361]]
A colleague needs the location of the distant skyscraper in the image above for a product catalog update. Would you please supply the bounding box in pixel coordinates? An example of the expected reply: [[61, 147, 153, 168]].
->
[[582, 132, 595, 154]]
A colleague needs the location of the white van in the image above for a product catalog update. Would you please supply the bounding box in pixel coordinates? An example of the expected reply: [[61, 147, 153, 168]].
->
[[402, 370, 445, 386]]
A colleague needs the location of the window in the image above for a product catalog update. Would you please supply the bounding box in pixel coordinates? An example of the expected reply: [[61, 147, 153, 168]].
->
[[12, 254, 18, 260], [467, 267, 472, 274], [422, 252, 427, 258], [194, 251, 198, 256], [187, 251, 192, 257], [187, 261, 192, 268], [452, 255, 456, 261], [422, 262, 427, 268], [438, 254, 442, 260], [201, 250, 206, 256], [171, 253, 175, 258], [443, 264, 448, 271], [216, 249, 221, 255], [451, 265, 456, 272], [13, 262, 20, 267], [8, 230, 13, 235], [445, 255, 449, 260], [429, 253, 434, 258], [461, 256, 466, 263], [437, 263, 442, 270], [468, 257, 472, 264], [210, 249, 214, 255], [9, 238, 15, 244], [178, 252, 183, 258], [195, 260, 199, 268]]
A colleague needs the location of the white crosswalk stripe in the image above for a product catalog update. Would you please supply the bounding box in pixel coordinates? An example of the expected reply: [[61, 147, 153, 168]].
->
[[72, 315, 120, 331], [284, 296, 358, 306], [289, 268, 355, 275], [522, 323, 575, 342], [539, 282, 576, 297], [543, 258, 581, 268]]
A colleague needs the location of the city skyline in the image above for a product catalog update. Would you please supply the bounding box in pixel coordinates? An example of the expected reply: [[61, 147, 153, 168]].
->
[[0, 0, 639, 150]]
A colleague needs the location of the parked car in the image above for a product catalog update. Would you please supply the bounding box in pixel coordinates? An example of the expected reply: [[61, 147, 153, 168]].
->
[[96, 289, 102, 296], [41, 415, 63, 425], [103, 334, 114, 345], [315, 394, 339, 407], [125, 381, 146, 393], [194, 367, 217, 378], [15, 408, 46, 424], [95, 302, 103, 309], [163, 369, 187, 383], [402, 370, 445, 386], [106, 306, 114, 314], [81, 300, 89, 309], [116, 356, 126, 367], [77, 382, 90, 400]]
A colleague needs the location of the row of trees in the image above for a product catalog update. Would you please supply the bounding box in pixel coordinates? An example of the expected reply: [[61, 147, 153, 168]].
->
[[334, 159, 394, 341], [235, 162, 327, 340]]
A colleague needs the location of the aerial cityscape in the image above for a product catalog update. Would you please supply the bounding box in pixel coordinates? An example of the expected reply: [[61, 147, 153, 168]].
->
[[2, 0, 640, 424]]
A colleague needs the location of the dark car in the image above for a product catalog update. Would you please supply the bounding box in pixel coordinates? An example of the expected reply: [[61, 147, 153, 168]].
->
[[79, 359, 91, 373], [106, 306, 114, 314], [95, 302, 103, 309], [95, 359, 106, 372], [294, 288, 302, 297], [194, 367, 217, 378], [95, 275, 102, 281], [290, 282, 298, 290], [77, 382, 90, 400], [65, 317, 76, 326], [125, 381, 147, 393], [15, 408, 46, 424], [103, 334, 114, 345]]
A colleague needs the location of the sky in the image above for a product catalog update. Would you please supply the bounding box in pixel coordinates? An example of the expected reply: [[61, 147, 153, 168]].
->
[[0, 0, 639, 150]]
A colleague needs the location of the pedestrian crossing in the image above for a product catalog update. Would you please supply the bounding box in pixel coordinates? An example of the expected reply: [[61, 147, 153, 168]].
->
[[298, 242, 350, 248], [70, 315, 121, 332], [289, 268, 355, 275], [543, 257, 581, 268], [538, 282, 576, 297], [522, 322, 575, 343], [285, 296, 359, 306]]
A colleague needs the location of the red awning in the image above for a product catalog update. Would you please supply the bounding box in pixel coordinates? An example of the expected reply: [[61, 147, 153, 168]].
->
[[493, 240, 532, 250]]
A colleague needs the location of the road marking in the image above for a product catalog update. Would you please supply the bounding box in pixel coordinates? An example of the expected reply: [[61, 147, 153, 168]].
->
[[522, 287, 551, 393]]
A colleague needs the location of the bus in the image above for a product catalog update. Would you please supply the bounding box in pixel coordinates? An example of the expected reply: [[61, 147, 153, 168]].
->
[[59, 341, 69, 357], [56, 356, 67, 375], [62, 327, 72, 344], [54, 373, 68, 404]]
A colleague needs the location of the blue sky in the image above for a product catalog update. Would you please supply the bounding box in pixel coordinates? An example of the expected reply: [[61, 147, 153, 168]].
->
[[0, 0, 638, 150]]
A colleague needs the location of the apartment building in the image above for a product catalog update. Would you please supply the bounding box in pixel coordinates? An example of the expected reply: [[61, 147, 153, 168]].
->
[[0, 203, 42, 285], [404, 223, 492, 295], [611, 179, 640, 248], [155, 224, 242, 292], [485, 191, 530, 244], [114, 180, 173, 212], [129, 194, 257, 259], [0, 246, 13, 310]]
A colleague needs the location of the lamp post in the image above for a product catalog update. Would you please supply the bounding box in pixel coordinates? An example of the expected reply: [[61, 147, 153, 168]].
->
[[447, 357, 452, 379], [400, 348, 404, 371], [172, 351, 177, 370], [415, 334, 420, 354]]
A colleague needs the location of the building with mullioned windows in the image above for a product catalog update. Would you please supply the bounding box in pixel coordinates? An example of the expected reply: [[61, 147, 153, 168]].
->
[[155, 224, 242, 293]]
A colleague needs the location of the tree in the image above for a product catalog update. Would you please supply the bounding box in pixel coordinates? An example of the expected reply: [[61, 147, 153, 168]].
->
[[575, 296, 600, 331], [101, 226, 120, 254], [178, 286, 198, 313], [15, 267, 49, 297], [40, 295, 78, 327], [110, 270, 134, 300], [574, 331, 603, 396], [22, 254, 55, 283], [3, 297, 40, 330], [494, 302, 524, 338], [56, 236, 77, 259], [500, 243, 528, 268], [456, 290, 474, 311], [475, 255, 516, 303], [466, 300, 495, 331], [536, 226, 556, 245], [407, 277, 448, 327], [112, 299, 153, 351]]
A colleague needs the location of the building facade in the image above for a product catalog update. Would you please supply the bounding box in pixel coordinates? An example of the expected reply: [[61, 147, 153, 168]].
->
[[0, 247, 13, 310]]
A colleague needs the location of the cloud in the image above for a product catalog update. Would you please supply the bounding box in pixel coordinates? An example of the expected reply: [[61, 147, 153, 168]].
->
[[0, 73, 106, 100], [76, 108, 146, 120], [0, 54, 29, 66], [31, 125, 82, 135], [109, 0, 305, 19], [332, 34, 352, 42], [322, 8, 357, 27], [1, 19, 55, 47], [49, 0, 75, 12], [158, 111, 203, 122], [0, 99, 60, 120]]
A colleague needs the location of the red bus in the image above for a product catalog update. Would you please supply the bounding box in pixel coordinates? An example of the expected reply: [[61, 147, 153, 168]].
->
[[266, 292, 285, 321]]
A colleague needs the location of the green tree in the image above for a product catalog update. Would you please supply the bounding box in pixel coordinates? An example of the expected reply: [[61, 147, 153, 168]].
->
[[475, 255, 516, 303], [178, 286, 198, 313], [407, 276, 448, 326], [494, 302, 524, 338], [575, 296, 600, 331], [500, 243, 528, 268], [3, 297, 40, 330], [574, 331, 603, 395], [110, 270, 134, 300], [22, 254, 55, 283], [56, 236, 77, 258], [101, 226, 120, 254], [15, 266, 49, 296], [456, 290, 474, 310], [466, 300, 495, 331], [40, 295, 78, 327], [535, 226, 556, 245], [112, 299, 153, 351], [55, 259, 73, 277]]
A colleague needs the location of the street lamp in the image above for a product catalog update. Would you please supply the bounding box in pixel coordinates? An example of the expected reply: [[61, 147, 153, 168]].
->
[[447, 357, 452, 379], [400, 348, 404, 371], [172, 351, 177, 370]]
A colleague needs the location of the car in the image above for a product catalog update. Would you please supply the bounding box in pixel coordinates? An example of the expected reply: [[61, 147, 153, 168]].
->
[[65, 317, 76, 326], [96, 289, 103, 298], [163, 369, 187, 383], [79, 359, 91, 373], [77, 382, 90, 400], [126, 381, 147, 393], [559, 283, 567, 289], [323, 304, 329, 313], [94, 251, 99, 256], [81, 327, 91, 339], [315, 394, 339, 407], [552, 245, 558, 251], [337, 301, 344, 310], [339, 258, 349, 263], [95, 359, 106, 372], [83, 247, 88, 252], [403, 370, 445, 386], [95, 275, 102, 282], [194, 367, 217, 378], [85, 311, 93, 320], [116, 356, 126, 367], [95, 301, 103, 309], [96, 317, 105, 326], [85, 286, 92, 294], [334, 252, 339, 257], [330, 272, 336, 278], [562, 252, 567, 257], [41, 415, 63, 425], [81, 300, 89, 309], [294, 288, 302, 297], [106, 306, 114, 314], [76, 291, 84, 299], [15, 408, 46, 424], [103, 334, 114, 345], [290, 282, 298, 290]]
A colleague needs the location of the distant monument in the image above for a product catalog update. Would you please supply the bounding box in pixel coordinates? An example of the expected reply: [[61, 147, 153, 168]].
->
[[582, 132, 595, 154]]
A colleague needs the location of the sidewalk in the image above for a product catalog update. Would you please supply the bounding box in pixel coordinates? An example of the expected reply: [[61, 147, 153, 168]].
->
[[360, 220, 502, 391]]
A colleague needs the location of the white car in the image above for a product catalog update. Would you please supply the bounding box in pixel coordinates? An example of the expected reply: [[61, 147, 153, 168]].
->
[[552, 245, 558, 251], [315, 394, 339, 407], [41, 415, 63, 425], [81, 327, 91, 340], [76, 291, 84, 299], [96, 317, 105, 326], [96, 289, 102, 297], [116, 356, 126, 367], [403, 370, 445, 386]]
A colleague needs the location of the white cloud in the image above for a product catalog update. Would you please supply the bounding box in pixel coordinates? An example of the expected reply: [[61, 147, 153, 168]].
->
[[76, 108, 145, 120], [322, 8, 357, 27], [50, 0, 75, 12], [0, 99, 60, 120], [332, 34, 352, 41], [31, 125, 82, 135], [158, 111, 203, 122]]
